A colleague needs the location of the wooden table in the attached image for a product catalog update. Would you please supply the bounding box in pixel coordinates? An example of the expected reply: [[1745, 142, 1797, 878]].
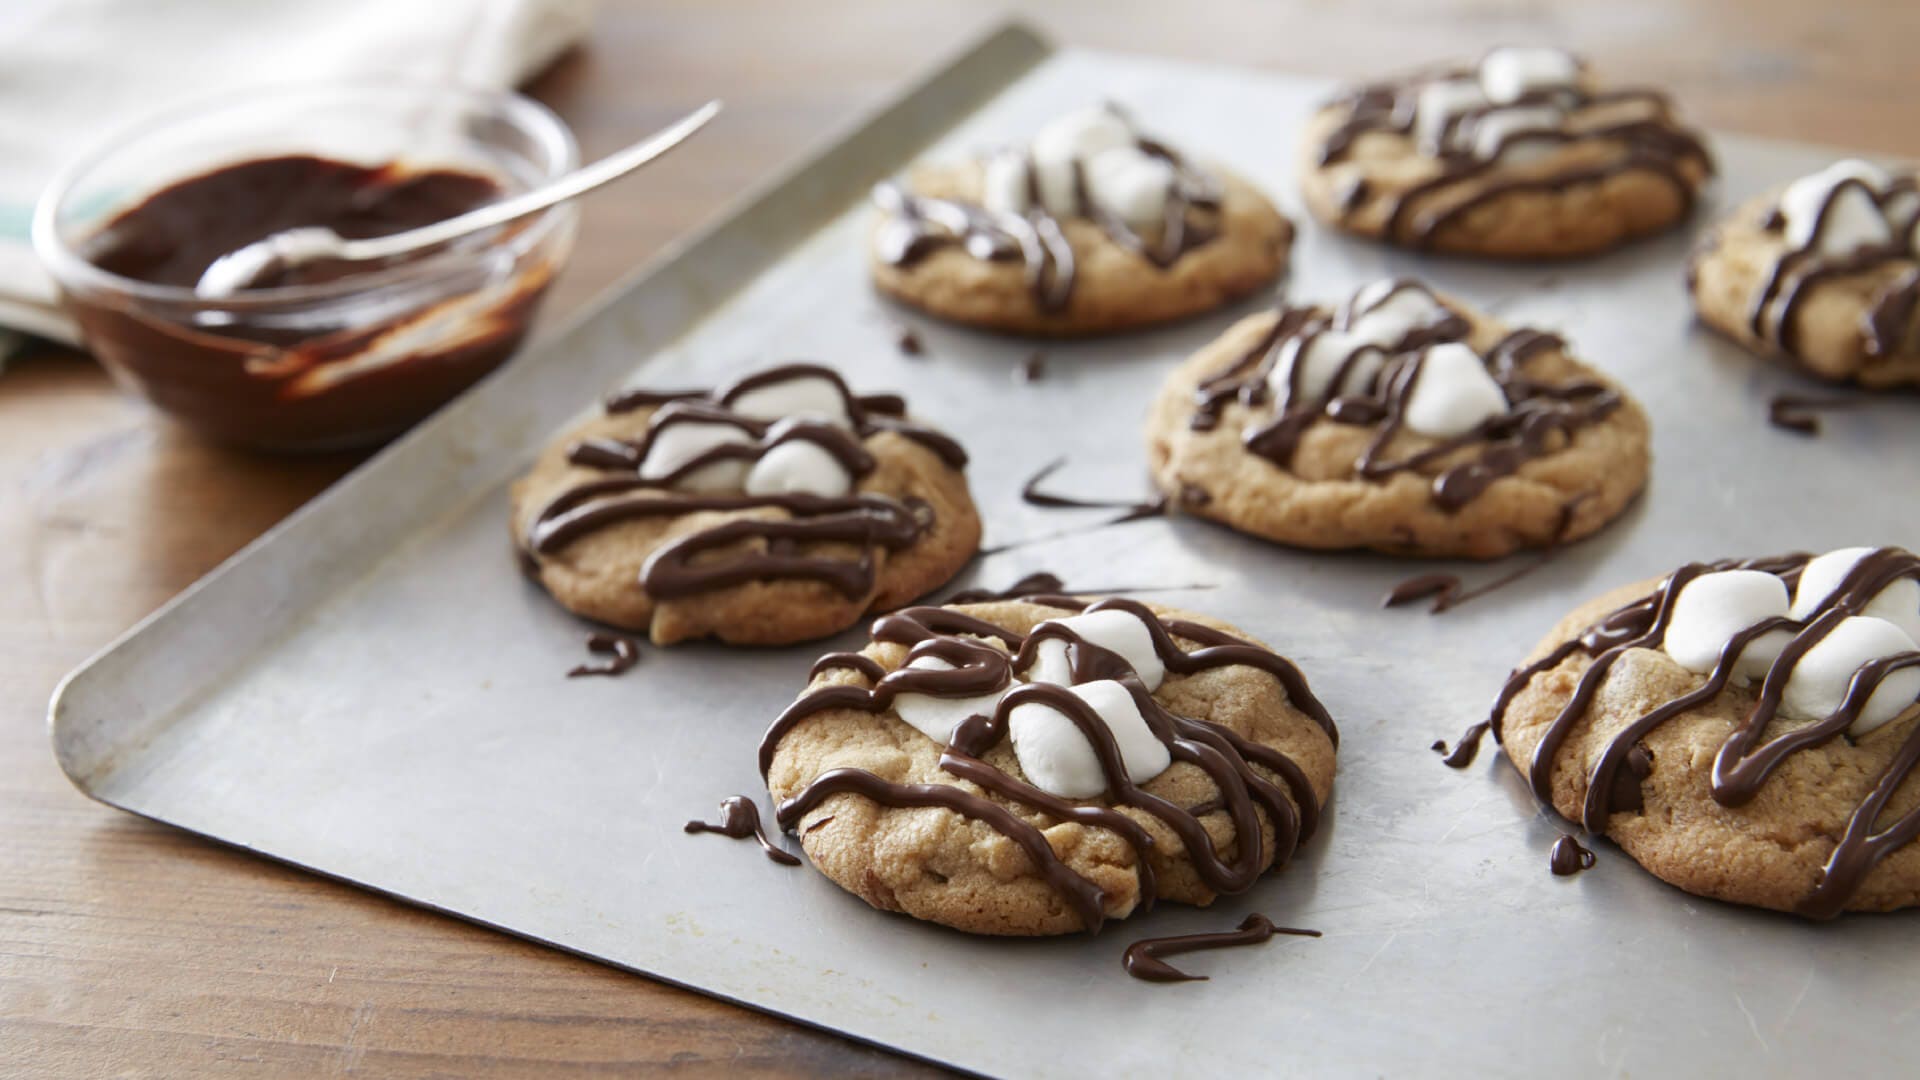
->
[[4, 2, 1915, 1074]]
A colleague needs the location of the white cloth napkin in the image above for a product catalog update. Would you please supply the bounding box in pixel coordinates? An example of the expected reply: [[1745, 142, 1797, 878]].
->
[[0, 0, 595, 353]]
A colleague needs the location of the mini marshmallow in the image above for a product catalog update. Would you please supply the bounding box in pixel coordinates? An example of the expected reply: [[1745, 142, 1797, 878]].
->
[[1780, 160, 1895, 255], [1266, 281, 1449, 403], [743, 438, 853, 498], [1478, 46, 1580, 105], [1009, 680, 1172, 799], [1789, 547, 1920, 642], [1030, 107, 1135, 216], [1082, 146, 1176, 229], [1401, 343, 1508, 439], [1349, 280, 1450, 340], [1780, 616, 1920, 735], [1466, 105, 1565, 163], [892, 655, 1006, 745], [725, 374, 853, 428], [1414, 78, 1488, 151], [1024, 608, 1168, 691], [1661, 570, 1794, 683], [639, 419, 752, 492], [981, 150, 1031, 217]]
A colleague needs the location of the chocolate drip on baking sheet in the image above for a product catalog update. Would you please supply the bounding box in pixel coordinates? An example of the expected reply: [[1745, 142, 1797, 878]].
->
[[1316, 61, 1713, 248], [1192, 284, 1617, 514], [872, 105, 1222, 312], [567, 633, 640, 677], [1469, 548, 1920, 918], [945, 572, 1068, 605], [760, 597, 1335, 933], [1767, 393, 1866, 436], [522, 364, 965, 603], [1747, 176, 1920, 357], [1548, 834, 1597, 876], [1020, 458, 1169, 524], [685, 796, 801, 866], [1385, 494, 1593, 613], [1121, 913, 1321, 983]]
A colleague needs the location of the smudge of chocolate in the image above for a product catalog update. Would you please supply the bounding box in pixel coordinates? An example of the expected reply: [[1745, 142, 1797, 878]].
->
[[567, 633, 640, 677], [1385, 494, 1593, 614], [1122, 913, 1321, 983], [1018, 353, 1047, 383], [685, 796, 801, 866], [896, 327, 925, 356], [1549, 834, 1597, 876]]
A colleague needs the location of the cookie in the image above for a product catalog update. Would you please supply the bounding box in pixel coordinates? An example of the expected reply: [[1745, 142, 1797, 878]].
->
[[511, 364, 981, 646], [1482, 547, 1920, 916], [759, 590, 1338, 936], [870, 103, 1292, 336], [1301, 47, 1713, 258], [1146, 278, 1651, 559], [1689, 159, 1920, 388]]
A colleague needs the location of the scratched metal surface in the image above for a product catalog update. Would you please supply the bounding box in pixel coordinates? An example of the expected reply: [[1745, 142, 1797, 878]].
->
[[50, 24, 1920, 1079]]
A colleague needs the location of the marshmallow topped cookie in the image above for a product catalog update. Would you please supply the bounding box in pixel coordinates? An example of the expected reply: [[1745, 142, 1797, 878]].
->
[[1146, 278, 1651, 558], [1302, 47, 1713, 258], [1690, 159, 1920, 388], [1478, 547, 1920, 916], [870, 104, 1293, 336], [511, 364, 980, 645], [759, 589, 1337, 935]]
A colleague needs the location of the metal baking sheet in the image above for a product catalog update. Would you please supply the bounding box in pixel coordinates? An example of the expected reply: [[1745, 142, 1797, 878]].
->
[[51, 22, 1920, 1078]]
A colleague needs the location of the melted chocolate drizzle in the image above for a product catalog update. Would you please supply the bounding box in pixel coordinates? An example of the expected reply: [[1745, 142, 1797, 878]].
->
[[1317, 61, 1713, 248], [1121, 913, 1321, 983], [1453, 547, 1920, 918], [1549, 833, 1597, 876], [1020, 458, 1169, 524], [873, 105, 1222, 312], [1746, 176, 1920, 359], [567, 633, 640, 677], [946, 572, 1068, 605], [685, 796, 801, 866], [1385, 493, 1593, 613], [761, 597, 1336, 933], [1192, 283, 1619, 513], [1767, 393, 1866, 437], [523, 364, 966, 602]]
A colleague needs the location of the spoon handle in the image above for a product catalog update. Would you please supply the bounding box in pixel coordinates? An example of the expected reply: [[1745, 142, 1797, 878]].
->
[[343, 99, 722, 261]]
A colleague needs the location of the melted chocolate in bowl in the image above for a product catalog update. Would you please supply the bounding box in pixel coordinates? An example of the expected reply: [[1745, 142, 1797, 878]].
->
[[64, 155, 559, 451]]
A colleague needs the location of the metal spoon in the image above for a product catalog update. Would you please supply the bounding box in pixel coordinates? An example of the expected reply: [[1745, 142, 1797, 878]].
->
[[194, 99, 722, 297]]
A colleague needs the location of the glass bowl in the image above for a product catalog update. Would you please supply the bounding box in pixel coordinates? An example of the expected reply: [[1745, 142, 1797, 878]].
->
[[34, 82, 579, 452]]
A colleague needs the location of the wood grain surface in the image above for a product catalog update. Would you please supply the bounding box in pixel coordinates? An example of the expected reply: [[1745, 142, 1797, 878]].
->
[[4, 2, 1917, 1075]]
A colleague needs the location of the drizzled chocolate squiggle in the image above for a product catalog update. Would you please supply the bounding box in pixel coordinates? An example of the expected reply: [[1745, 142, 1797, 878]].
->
[[523, 364, 967, 601], [873, 107, 1222, 312], [1317, 62, 1712, 248], [1190, 283, 1620, 512], [761, 597, 1335, 933], [1121, 913, 1320, 983], [1746, 176, 1920, 358], [1451, 548, 1920, 917]]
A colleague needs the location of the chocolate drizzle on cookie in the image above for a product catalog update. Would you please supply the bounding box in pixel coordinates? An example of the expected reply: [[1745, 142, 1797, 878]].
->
[[1190, 281, 1620, 513], [760, 598, 1335, 933], [872, 104, 1223, 312], [1456, 548, 1920, 918], [1315, 50, 1712, 248], [1121, 913, 1321, 983], [522, 364, 966, 601], [1746, 171, 1920, 358]]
